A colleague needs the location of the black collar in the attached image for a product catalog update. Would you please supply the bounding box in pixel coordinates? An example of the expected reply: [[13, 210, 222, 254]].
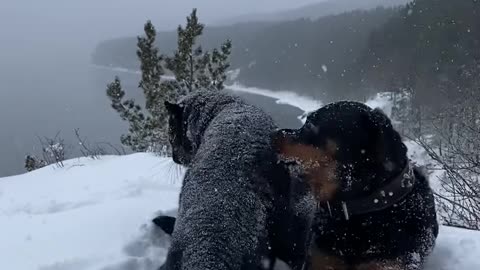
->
[[318, 161, 416, 220]]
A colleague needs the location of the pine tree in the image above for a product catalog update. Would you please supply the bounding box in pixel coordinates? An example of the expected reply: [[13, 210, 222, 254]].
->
[[137, 21, 166, 118], [106, 10, 232, 153], [208, 40, 233, 90], [106, 22, 167, 153], [106, 77, 154, 152], [165, 9, 232, 95], [136, 21, 170, 152]]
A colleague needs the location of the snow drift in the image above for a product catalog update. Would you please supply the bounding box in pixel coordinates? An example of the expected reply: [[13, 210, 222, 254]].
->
[[0, 154, 183, 270], [1, 153, 478, 270]]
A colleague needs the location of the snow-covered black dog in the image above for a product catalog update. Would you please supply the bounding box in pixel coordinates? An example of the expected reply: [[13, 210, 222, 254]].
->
[[158, 90, 314, 270], [275, 101, 439, 270]]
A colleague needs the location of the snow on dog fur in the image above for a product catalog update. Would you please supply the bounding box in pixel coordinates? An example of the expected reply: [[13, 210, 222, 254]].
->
[[160, 90, 313, 270]]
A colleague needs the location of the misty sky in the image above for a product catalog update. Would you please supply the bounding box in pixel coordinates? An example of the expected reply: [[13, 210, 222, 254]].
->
[[0, 0, 325, 48]]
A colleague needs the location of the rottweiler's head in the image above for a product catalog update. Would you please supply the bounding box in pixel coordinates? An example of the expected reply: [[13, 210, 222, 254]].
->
[[165, 100, 193, 166], [274, 101, 407, 201]]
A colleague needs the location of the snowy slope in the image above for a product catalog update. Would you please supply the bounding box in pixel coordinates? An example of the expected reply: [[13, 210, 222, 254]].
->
[[0, 154, 184, 270], [1, 154, 478, 270], [228, 83, 323, 122], [1, 90, 479, 270], [228, 83, 323, 113], [424, 226, 480, 270]]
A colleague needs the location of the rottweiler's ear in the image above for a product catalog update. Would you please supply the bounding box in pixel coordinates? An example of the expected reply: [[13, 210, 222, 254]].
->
[[362, 108, 390, 164], [372, 108, 392, 128], [152, 215, 176, 235], [164, 101, 183, 116]]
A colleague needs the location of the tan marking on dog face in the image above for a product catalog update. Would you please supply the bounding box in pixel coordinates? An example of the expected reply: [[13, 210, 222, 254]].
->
[[311, 247, 347, 270], [354, 261, 403, 270], [278, 139, 338, 202]]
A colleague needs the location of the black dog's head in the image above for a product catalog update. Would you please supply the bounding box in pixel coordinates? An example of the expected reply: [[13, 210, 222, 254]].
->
[[165, 101, 194, 166], [165, 90, 241, 166], [274, 101, 408, 201]]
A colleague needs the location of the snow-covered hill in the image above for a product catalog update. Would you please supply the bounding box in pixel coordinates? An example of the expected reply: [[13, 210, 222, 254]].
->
[[0, 154, 183, 270], [1, 153, 478, 270], [1, 88, 479, 270]]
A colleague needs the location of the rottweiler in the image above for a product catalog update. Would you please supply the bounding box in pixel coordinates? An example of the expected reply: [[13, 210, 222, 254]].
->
[[274, 101, 439, 270]]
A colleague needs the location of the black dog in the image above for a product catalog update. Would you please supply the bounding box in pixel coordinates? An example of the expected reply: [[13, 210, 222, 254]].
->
[[153, 167, 315, 270], [275, 101, 438, 270], [156, 90, 314, 270], [152, 161, 315, 270]]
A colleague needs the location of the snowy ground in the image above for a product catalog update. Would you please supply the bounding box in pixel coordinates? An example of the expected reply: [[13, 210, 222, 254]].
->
[[1, 88, 479, 270], [0, 154, 184, 270]]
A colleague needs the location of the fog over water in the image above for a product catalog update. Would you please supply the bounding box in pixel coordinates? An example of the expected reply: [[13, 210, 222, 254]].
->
[[0, 0, 318, 176]]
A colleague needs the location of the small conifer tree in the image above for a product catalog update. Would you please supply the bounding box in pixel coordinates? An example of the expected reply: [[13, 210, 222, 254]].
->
[[106, 9, 232, 153], [165, 9, 232, 95], [106, 21, 167, 152]]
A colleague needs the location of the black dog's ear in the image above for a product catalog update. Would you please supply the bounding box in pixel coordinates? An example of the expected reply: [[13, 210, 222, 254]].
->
[[164, 101, 183, 115], [152, 215, 176, 235], [272, 129, 298, 152]]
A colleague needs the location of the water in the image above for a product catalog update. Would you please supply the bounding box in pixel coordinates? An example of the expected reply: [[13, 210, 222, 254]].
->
[[0, 57, 302, 177]]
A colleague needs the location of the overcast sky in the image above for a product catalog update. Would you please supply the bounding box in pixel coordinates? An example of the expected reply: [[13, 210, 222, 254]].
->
[[0, 0, 326, 46]]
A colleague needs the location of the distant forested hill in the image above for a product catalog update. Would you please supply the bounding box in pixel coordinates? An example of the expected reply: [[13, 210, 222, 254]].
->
[[92, 7, 398, 100], [214, 0, 409, 25], [92, 0, 480, 105], [229, 7, 399, 99], [359, 0, 480, 107]]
